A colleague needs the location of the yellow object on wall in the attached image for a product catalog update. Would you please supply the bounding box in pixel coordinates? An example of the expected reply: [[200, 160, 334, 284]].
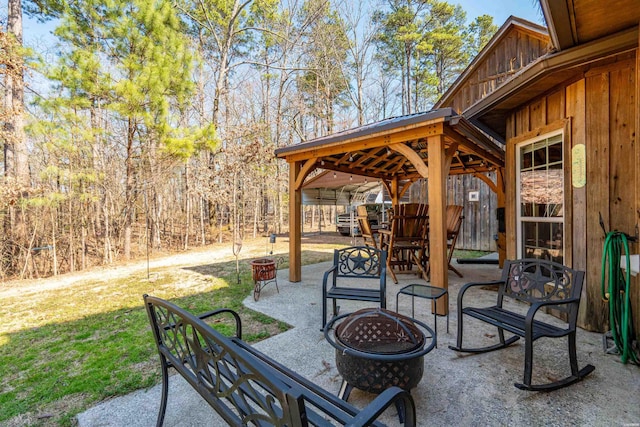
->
[[571, 144, 586, 188]]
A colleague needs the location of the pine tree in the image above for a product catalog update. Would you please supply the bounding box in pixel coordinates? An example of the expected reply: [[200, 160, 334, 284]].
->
[[36, 0, 216, 260]]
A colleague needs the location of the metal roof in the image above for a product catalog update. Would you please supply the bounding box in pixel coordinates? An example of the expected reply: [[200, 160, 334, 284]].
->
[[275, 108, 505, 182]]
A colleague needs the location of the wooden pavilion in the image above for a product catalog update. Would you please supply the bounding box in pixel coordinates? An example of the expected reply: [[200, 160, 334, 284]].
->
[[275, 108, 506, 315]]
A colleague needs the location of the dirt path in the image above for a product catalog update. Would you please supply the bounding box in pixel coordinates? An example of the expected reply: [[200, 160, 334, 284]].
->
[[0, 236, 302, 299]]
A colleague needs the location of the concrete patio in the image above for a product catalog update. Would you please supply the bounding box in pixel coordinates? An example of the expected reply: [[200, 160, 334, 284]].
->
[[78, 258, 640, 426]]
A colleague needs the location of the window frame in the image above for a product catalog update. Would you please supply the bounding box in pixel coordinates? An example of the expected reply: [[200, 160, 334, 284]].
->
[[515, 130, 565, 262]]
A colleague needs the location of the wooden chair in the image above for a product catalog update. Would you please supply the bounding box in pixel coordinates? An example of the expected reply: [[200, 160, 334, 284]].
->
[[446, 205, 464, 277], [356, 205, 380, 249], [380, 204, 429, 284]]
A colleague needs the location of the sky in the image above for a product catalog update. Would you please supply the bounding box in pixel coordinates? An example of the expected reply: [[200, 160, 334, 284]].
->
[[457, 0, 545, 26]]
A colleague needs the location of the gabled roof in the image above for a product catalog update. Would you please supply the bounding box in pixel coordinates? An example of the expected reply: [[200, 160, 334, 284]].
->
[[435, 16, 550, 112], [464, 26, 638, 138], [437, 1, 639, 140]]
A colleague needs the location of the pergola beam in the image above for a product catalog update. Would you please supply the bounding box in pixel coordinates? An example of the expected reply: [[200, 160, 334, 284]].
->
[[282, 122, 445, 163], [389, 143, 429, 178]]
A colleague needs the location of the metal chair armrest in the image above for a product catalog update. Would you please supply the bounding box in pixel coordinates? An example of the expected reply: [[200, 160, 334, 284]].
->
[[322, 265, 338, 288], [197, 308, 243, 339], [457, 280, 503, 306], [525, 297, 581, 330]]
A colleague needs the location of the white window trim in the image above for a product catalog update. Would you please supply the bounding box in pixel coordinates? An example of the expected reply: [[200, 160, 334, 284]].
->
[[515, 130, 565, 260]]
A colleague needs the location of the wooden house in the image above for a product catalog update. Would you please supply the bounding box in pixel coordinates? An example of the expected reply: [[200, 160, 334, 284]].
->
[[276, 0, 639, 334], [437, 1, 639, 333]]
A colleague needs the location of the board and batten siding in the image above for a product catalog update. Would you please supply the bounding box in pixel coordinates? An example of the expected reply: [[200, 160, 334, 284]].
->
[[505, 53, 639, 333], [408, 175, 498, 252], [450, 26, 550, 113]]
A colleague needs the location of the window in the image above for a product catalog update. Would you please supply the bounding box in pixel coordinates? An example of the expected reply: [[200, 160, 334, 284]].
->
[[516, 133, 564, 263]]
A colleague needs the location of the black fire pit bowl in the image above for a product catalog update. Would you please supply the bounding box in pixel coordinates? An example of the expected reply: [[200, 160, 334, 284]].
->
[[324, 308, 435, 397]]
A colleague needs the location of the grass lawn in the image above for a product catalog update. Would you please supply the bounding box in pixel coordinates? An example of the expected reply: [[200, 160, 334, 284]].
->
[[0, 233, 489, 426], [0, 237, 342, 426]]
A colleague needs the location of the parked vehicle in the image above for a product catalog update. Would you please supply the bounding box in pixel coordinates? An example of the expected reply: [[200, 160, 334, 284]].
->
[[336, 204, 388, 236]]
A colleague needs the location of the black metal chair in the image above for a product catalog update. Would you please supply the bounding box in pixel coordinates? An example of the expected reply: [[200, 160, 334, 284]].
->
[[449, 258, 595, 391], [322, 246, 387, 329]]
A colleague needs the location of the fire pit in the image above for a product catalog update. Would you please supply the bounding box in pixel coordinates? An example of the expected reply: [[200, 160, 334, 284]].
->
[[250, 258, 280, 301], [323, 308, 435, 421]]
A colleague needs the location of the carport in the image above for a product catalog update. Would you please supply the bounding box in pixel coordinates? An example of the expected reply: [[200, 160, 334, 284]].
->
[[275, 108, 506, 315], [301, 170, 383, 206]]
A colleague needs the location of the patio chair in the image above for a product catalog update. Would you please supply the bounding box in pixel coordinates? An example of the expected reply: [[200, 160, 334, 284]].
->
[[380, 203, 429, 284], [322, 246, 387, 329], [356, 205, 380, 249], [449, 258, 595, 390], [446, 205, 464, 277]]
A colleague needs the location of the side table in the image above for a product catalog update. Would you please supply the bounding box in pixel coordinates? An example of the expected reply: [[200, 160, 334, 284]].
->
[[396, 284, 449, 347]]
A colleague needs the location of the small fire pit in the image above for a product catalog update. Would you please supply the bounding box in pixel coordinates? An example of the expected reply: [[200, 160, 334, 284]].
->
[[324, 308, 435, 420], [250, 258, 279, 301]]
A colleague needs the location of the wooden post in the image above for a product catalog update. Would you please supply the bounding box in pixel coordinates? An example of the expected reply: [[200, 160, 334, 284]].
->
[[390, 177, 399, 208], [428, 135, 448, 315], [289, 161, 302, 282]]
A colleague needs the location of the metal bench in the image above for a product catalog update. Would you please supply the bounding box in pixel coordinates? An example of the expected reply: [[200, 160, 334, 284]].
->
[[449, 258, 595, 391], [322, 246, 387, 329], [144, 295, 415, 426]]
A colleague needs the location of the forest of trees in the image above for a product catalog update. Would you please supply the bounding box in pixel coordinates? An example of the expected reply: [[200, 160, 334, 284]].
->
[[1, 0, 498, 280]]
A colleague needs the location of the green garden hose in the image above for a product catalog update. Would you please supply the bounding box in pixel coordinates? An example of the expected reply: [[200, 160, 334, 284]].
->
[[600, 231, 639, 364]]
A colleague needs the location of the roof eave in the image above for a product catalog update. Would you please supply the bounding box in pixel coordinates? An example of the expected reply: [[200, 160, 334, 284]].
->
[[540, 0, 577, 50], [274, 108, 454, 158]]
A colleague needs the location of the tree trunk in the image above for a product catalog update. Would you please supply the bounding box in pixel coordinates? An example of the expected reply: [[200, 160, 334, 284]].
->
[[184, 162, 191, 250], [253, 186, 259, 238], [124, 118, 135, 260], [68, 198, 75, 272], [103, 197, 113, 263], [4, 0, 28, 270], [4, 0, 28, 186], [405, 45, 412, 115], [200, 197, 206, 245], [50, 209, 58, 275]]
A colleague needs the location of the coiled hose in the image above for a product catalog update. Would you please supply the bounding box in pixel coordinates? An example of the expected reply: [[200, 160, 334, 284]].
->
[[600, 231, 638, 364]]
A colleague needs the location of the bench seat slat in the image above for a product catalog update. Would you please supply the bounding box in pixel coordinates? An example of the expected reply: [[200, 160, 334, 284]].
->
[[326, 287, 381, 301]]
